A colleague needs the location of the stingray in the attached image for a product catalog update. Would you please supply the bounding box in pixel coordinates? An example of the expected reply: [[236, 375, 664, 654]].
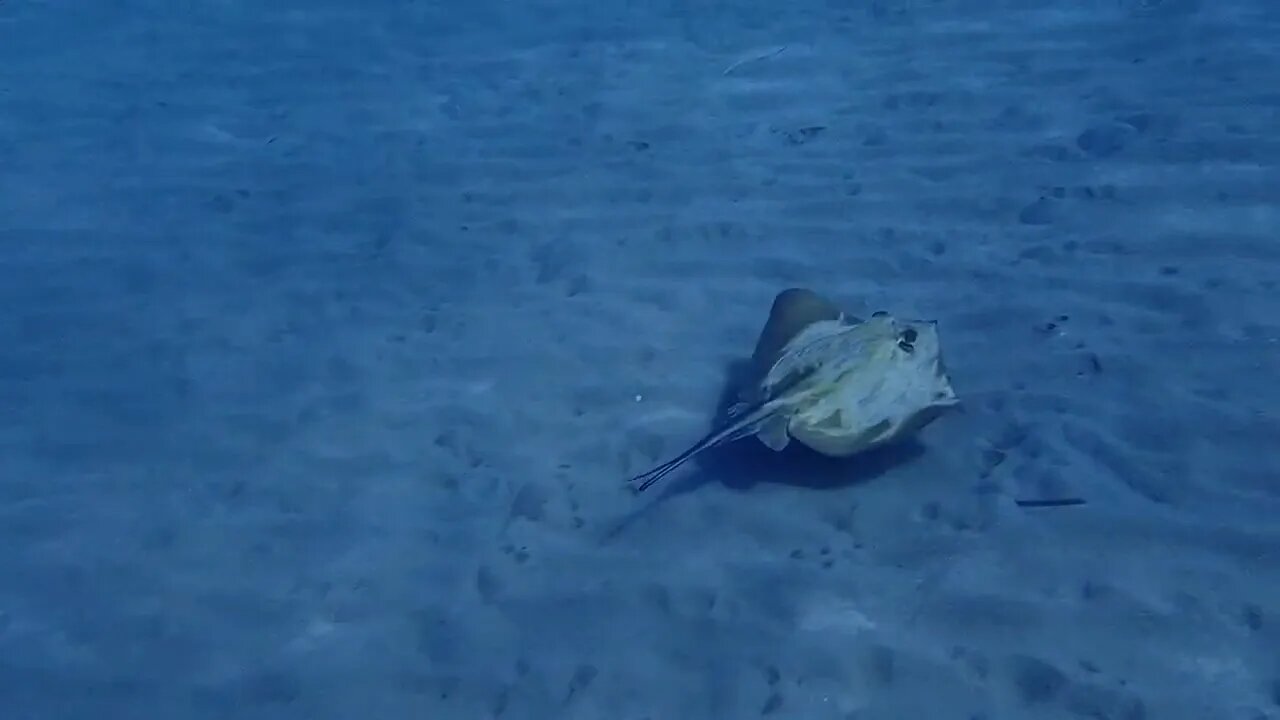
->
[[625, 288, 961, 493]]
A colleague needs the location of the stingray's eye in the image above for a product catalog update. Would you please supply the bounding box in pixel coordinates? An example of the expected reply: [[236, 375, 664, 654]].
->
[[872, 310, 888, 318], [901, 328, 918, 344]]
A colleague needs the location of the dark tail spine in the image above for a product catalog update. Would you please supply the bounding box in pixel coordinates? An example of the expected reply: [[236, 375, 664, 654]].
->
[[626, 407, 769, 493]]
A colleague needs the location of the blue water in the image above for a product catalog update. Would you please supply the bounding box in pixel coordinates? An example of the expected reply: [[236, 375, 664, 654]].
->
[[2, 1, 1278, 718]]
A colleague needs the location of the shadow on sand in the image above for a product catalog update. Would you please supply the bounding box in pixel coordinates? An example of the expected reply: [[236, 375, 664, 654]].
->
[[599, 358, 925, 542], [694, 358, 925, 493]]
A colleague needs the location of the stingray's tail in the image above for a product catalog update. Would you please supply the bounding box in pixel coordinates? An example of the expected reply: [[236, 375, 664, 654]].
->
[[626, 415, 764, 493], [628, 453, 696, 493]]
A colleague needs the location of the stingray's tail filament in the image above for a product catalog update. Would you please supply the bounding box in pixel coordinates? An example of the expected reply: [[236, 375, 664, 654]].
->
[[628, 454, 694, 493], [625, 419, 763, 494]]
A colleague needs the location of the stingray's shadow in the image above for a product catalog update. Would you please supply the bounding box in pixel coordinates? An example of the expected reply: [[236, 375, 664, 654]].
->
[[632, 356, 921, 497], [678, 358, 924, 495], [600, 359, 924, 542]]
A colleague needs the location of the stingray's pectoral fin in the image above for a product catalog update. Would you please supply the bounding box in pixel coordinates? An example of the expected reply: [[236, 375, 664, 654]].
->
[[756, 415, 790, 451]]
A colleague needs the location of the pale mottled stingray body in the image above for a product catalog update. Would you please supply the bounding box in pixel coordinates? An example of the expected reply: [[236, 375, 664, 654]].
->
[[626, 289, 959, 493], [768, 313, 958, 457]]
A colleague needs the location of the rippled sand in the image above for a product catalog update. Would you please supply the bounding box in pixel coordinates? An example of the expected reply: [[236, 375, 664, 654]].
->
[[1, 1, 1277, 718]]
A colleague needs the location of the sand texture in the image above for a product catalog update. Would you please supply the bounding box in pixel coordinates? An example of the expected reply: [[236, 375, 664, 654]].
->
[[1, 1, 1279, 718]]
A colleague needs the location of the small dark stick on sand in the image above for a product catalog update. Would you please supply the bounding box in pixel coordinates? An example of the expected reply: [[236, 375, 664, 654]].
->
[[1015, 498, 1087, 508]]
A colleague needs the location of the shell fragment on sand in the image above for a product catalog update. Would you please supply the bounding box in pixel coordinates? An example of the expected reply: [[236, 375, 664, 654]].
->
[[626, 288, 960, 493]]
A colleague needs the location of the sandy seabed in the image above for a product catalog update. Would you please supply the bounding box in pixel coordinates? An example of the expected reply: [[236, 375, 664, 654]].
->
[[1, 1, 1278, 718]]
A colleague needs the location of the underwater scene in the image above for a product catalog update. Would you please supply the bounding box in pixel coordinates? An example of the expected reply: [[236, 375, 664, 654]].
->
[[1, 0, 1278, 718]]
